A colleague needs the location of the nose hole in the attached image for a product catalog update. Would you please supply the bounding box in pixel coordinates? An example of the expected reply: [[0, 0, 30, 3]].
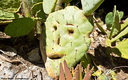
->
[[57, 37, 60, 45], [68, 29, 74, 35]]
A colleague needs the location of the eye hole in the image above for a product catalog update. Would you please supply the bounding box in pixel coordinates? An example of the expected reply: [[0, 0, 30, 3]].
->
[[66, 23, 74, 26], [53, 25, 57, 31], [68, 29, 74, 35]]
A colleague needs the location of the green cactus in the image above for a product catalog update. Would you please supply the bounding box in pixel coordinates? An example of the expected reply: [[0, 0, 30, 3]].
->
[[45, 6, 93, 78], [0, 0, 21, 13], [43, 0, 57, 14], [81, 0, 104, 15], [0, 10, 15, 20]]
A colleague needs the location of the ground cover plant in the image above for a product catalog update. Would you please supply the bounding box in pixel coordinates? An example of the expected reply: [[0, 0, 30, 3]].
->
[[0, 0, 128, 80]]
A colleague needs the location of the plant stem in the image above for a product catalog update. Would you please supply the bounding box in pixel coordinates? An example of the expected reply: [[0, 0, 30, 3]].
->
[[55, 0, 63, 11], [21, 0, 31, 17]]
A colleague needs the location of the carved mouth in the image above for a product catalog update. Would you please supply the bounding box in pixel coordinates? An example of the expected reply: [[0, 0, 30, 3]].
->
[[47, 53, 66, 59]]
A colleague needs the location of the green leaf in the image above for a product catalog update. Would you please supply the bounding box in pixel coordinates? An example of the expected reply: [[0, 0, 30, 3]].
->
[[80, 54, 91, 68], [105, 7, 123, 30], [0, 0, 21, 13], [62, 0, 72, 3], [106, 39, 111, 47], [4, 18, 36, 37], [105, 12, 113, 30], [97, 75, 109, 80], [105, 12, 113, 29], [105, 6, 123, 38], [119, 11, 124, 20], [28, 0, 42, 6], [115, 11, 121, 31], [111, 26, 128, 42], [94, 17, 107, 34], [114, 39, 128, 59], [121, 18, 128, 30], [108, 6, 118, 38], [109, 11, 121, 38]]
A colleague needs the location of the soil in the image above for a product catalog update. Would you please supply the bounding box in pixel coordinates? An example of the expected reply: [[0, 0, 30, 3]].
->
[[0, 32, 53, 80], [1, 24, 128, 80], [0, 1, 128, 80], [89, 27, 128, 80]]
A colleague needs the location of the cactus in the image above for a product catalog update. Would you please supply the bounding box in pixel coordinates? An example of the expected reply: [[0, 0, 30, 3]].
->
[[43, 0, 73, 14], [81, 0, 104, 15], [0, 10, 15, 20], [45, 6, 93, 78], [43, 0, 57, 14], [0, 0, 21, 13]]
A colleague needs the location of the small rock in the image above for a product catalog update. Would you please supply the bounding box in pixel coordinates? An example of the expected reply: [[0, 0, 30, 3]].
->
[[0, 61, 17, 78], [27, 48, 41, 62]]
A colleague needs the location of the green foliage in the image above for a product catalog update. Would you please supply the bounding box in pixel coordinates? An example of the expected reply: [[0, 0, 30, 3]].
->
[[121, 18, 128, 30], [0, 0, 108, 79], [45, 6, 93, 78], [31, 2, 46, 21], [105, 11, 123, 31], [28, 0, 42, 6], [95, 6, 128, 42], [0, 0, 21, 13], [62, 0, 72, 3], [80, 54, 91, 68], [93, 65, 117, 80], [0, 0, 21, 24], [0, 0, 46, 37], [111, 27, 128, 43], [94, 17, 107, 34], [112, 39, 128, 59], [105, 6, 124, 38], [4, 18, 36, 37], [22, 0, 43, 17], [0, 10, 15, 20], [81, 0, 104, 15], [97, 75, 109, 80], [95, 5, 128, 59]]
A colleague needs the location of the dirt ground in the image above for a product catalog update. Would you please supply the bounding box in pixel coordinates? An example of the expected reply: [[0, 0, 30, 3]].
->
[[89, 26, 128, 80], [0, 24, 128, 80], [0, 1, 128, 80], [0, 32, 53, 80]]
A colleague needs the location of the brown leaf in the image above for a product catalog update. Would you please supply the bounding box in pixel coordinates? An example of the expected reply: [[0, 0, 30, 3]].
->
[[74, 65, 80, 80], [83, 65, 93, 80], [59, 62, 65, 80], [64, 60, 73, 80]]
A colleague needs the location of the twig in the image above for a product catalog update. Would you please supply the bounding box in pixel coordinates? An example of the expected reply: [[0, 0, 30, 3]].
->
[[0, 50, 29, 69], [0, 54, 20, 63], [113, 66, 128, 70]]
